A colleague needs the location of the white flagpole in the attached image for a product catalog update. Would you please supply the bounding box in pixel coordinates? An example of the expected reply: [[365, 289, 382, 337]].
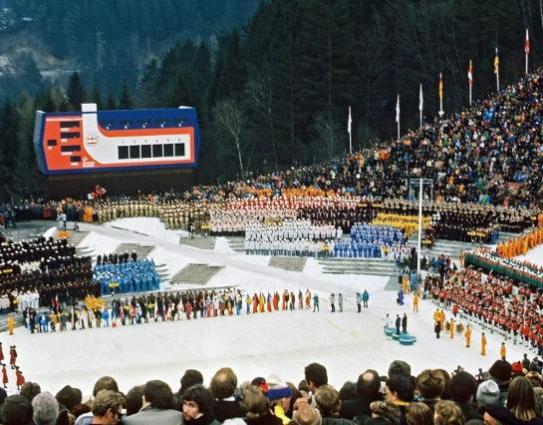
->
[[438, 73, 444, 117], [347, 106, 352, 154], [396, 95, 400, 140], [468, 60, 473, 106], [419, 84, 423, 128], [526, 29, 530, 75], [495, 47, 500, 92]]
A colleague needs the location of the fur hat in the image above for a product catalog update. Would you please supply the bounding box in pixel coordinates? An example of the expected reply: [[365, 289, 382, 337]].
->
[[476, 380, 500, 407], [388, 360, 411, 378], [267, 374, 292, 401], [32, 392, 59, 425], [293, 402, 322, 425], [489, 360, 512, 383]]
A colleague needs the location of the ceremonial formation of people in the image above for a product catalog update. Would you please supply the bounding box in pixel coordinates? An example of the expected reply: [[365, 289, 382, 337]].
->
[[332, 224, 407, 259], [93, 254, 160, 295], [20, 288, 325, 334], [426, 267, 543, 356], [244, 219, 341, 256], [0, 234, 96, 311], [464, 249, 543, 289]]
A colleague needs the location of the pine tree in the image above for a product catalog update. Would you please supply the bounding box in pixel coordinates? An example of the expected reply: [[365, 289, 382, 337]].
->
[[66, 72, 86, 111], [118, 83, 133, 109], [136, 59, 160, 108], [0, 100, 20, 200], [91, 86, 103, 110], [106, 93, 117, 110]]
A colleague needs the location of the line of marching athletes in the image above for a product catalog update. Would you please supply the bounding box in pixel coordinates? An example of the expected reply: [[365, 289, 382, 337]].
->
[[23, 288, 325, 334]]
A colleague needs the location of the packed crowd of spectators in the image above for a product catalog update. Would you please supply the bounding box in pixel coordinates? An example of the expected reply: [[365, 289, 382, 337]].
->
[[426, 267, 543, 355], [3, 356, 543, 425]]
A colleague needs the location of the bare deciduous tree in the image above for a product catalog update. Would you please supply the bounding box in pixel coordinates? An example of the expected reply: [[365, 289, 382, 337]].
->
[[214, 99, 245, 177]]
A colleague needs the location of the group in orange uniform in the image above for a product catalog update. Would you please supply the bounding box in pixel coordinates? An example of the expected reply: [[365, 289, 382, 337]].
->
[[496, 226, 543, 258]]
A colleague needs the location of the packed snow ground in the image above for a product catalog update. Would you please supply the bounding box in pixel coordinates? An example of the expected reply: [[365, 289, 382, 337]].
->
[[0, 219, 533, 397]]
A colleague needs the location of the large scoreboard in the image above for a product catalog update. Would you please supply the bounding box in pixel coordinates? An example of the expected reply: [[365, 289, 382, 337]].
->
[[33, 103, 201, 175]]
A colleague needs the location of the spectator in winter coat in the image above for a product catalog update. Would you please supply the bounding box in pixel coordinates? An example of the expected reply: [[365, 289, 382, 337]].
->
[[75, 376, 119, 425], [314, 385, 355, 425], [122, 380, 182, 425], [210, 367, 245, 423], [415, 369, 446, 411], [178, 369, 204, 398], [405, 402, 433, 425], [340, 369, 382, 420], [32, 392, 60, 425], [3, 394, 34, 425], [89, 390, 124, 425], [305, 363, 329, 396], [434, 401, 465, 425], [267, 375, 293, 425], [182, 385, 222, 425], [125, 386, 144, 417], [446, 372, 481, 421]]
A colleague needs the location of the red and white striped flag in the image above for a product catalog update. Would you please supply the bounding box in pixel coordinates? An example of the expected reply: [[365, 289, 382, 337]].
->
[[467, 60, 473, 85], [525, 28, 530, 54]]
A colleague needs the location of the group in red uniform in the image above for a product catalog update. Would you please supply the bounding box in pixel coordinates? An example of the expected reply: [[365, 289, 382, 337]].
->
[[0, 343, 24, 389], [428, 267, 543, 355]]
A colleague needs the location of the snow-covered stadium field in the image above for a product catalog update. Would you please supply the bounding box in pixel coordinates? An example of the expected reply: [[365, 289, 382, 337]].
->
[[1, 218, 534, 397]]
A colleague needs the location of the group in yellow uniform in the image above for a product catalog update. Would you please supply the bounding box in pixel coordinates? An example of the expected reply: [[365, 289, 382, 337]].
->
[[413, 293, 420, 313], [481, 332, 487, 356], [496, 226, 543, 258], [433, 308, 446, 330], [464, 324, 472, 347]]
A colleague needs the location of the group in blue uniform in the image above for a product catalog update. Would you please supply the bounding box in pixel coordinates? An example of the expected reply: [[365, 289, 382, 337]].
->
[[93, 259, 160, 295], [333, 224, 404, 258]]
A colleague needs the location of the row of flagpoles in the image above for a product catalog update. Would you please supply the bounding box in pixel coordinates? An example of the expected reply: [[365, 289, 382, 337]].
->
[[347, 29, 532, 154]]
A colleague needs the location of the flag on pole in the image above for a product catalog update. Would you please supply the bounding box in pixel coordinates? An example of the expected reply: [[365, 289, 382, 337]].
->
[[494, 47, 500, 75], [347, 106, 352, 134], [419, 84, 423, 111], [525, 28, 530, 54], [395, 95, 400, 123], [467, 60, 473, 85], [438, 73, 444, 116]]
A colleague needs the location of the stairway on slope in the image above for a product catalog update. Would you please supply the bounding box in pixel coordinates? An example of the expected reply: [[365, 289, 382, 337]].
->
[[318, 258, 399, 276], [179, 237, 216, 250], [170, 264, 224, 286], [268, 257, 307, 272], [115, 243, 155, 259], [226, 237, 245, 253]]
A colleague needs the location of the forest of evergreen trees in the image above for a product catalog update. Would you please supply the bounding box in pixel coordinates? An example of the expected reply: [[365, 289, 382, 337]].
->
[[0, 0, 541, 201]]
